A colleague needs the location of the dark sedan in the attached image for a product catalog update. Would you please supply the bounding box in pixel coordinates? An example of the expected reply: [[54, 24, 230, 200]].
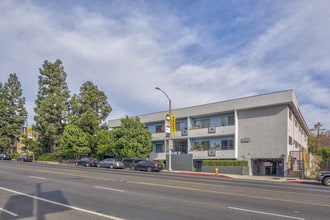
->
[[0, 153, 12, 160], [75, 157, 98, 167], [97, 158, 125, 169], [17, 155, 33, 162], [316, 171, 330, 186], [130, 160, 163, 172]]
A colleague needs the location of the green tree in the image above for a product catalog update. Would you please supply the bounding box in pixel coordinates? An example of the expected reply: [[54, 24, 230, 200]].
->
[[0, 82, 9, 152], [0, 74, 27, 152], [56, 124, 90, 159], [34, 60, 70, 153], [69, 81, 111, 155], [96, 129, 116, 157], [113, 116, 152, 158], [317, 147, 330, 161], [70, 81, 111, 127], [21, 138, 39, 156]]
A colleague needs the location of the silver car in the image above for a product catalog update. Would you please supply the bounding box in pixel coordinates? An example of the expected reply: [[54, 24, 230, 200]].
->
[[97, 158, 125, 169]]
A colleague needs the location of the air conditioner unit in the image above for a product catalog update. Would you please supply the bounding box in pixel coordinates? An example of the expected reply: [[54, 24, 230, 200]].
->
[[208, 127, 216, 134], [181, 129, 188, 136]]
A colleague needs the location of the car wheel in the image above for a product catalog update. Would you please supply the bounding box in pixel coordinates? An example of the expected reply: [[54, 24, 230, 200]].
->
[[131, 166, 135, 170], [322, 177, 330, 186], [147, 167, 152, 172], [75, 162, 78, 166], [86, 163, 90, 167], [97, 164, 101, 168], [110, 164, 114, 169]]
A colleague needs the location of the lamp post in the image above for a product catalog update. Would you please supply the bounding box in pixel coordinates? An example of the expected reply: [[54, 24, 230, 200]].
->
[[155, 87, 172, 171]]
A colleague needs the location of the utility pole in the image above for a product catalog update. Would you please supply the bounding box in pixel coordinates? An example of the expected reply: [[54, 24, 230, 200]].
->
[[315, 122, 321, 149]]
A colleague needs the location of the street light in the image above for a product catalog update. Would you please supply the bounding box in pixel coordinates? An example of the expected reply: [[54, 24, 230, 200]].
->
[[155, 87, 172, 171]]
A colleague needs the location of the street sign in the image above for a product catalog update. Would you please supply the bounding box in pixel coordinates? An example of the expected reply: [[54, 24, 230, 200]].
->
[[171, 114, 176, 134], [27, 127, 33, 139], [165, 113, 171, 134]]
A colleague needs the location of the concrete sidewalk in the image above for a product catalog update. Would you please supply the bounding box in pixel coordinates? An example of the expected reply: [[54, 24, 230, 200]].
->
[[171, 170, 317, 183]]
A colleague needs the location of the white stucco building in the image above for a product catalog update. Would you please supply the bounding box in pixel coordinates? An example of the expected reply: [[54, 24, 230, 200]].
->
[[109, 90, 310, 176]]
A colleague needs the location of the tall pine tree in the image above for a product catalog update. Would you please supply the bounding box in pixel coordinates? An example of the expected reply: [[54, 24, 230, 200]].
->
[[0, 74, 27, 153], [34, 60, 70, 153], [69, 81, 112, 155]]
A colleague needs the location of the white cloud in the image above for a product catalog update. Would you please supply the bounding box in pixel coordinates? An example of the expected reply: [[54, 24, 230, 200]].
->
[[0, 0, 329, 130]]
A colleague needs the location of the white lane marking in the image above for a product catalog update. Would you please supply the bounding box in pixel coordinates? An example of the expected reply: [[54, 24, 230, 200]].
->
[[0, 208, 19, 217], [29, 176, 47, 180], [0, 187, 124, 220], [229, 207, 304, 220], [94, 186, 125, 192]]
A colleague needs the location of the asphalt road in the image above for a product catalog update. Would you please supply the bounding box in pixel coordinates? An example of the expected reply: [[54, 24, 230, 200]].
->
[[0, 160, 329, 220]]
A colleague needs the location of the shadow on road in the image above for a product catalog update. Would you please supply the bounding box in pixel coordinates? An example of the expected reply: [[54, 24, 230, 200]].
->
[[0, 183, 70, 219]]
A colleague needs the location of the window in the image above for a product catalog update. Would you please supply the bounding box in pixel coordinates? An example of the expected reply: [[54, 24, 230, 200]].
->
[[176, 121, 186, 131], [194, 119, 210, 128], [289, 111, 292, 120], [201, 141, 210, 151], [156, 144, 163, 153], [289, 136, 293, 145], [221, 113, 235, 126], [192, 141, 210, 151], [202, 119, 210, 128], [156, 125, 164, 133], [221, 140, 234, 150]]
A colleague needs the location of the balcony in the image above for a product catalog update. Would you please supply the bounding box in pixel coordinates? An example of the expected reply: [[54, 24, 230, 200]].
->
[[188, 125, 235, 137], [192, 150, 235, 159]]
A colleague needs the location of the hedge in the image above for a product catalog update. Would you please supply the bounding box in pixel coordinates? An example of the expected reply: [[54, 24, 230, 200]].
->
[[202, 160, 248, 167]]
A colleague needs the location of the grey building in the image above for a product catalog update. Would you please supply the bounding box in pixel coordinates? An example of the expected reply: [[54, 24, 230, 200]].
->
[[108, 90, 310, 176]]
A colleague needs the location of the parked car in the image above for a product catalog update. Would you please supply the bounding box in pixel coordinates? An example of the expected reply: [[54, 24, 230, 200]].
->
[[97, 158, 125, 169], [17, 155, 33, 162], [130, 160, 164, 172], [75, 157, 98, 167], [316, 171, 330, 186], [0, 153, 12, 160], [122, 157, 143, 168]]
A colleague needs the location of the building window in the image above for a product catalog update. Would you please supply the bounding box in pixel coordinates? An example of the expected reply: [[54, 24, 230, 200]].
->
[[156, 125, 164, 133], [176, 121, 186, 131], [289, 110, 292, 120], [156, 144, 163, 153], [289, 136, 293, 145], [202, 119, 210, 128], [194, 119, 210, 128], [221, 140, 234, 150], [221, 113, 235, 126], [192, 141, 210, 151], [201, 141, 210, 151]]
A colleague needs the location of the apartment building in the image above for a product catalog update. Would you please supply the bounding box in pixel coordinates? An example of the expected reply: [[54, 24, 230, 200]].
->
[[108, 90, 310, 176]]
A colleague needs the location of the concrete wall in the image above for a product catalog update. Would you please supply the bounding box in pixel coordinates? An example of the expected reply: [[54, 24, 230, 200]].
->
[[167, 154, 193, 171], [237, 105, 288, 160], [202, 166, 249, 175]]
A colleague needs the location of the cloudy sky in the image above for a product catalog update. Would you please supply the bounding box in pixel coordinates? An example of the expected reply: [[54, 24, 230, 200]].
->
[[0, 0, 329, 130]]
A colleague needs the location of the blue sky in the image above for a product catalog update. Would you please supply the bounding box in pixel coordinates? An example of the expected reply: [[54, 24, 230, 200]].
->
[[0, 0, 329, 130]]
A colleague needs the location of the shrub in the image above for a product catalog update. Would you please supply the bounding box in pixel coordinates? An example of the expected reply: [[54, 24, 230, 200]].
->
[[202, 160, 248, 166], [36, 153, 59, 162]]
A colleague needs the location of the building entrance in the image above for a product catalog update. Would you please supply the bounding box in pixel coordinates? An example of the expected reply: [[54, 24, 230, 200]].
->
[[252, 159, 284, 176]]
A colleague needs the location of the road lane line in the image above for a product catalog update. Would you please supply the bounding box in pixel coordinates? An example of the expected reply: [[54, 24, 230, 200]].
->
[[131, 181, 330, 207], [0, 207, 19, 217], [29, 176, 47, 180], [228, 207, 304, 220], [0, 187, 124, 220], [94, 186, 125, 192]]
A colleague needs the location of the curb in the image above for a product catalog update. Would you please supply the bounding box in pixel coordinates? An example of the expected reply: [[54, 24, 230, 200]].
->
[[178, 171, 231, 178]]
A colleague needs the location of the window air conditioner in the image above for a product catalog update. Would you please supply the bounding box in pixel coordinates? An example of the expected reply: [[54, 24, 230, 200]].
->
[[208, 127, 216, 134], [181, 129, 188, 136]]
